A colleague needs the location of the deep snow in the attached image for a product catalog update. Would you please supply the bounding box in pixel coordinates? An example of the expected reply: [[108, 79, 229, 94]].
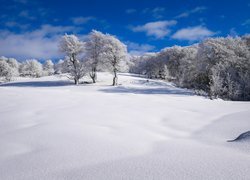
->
[[0, 73, 249, 180]]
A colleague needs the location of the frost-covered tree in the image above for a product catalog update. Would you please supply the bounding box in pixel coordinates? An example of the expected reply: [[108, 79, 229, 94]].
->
[[127, 35, 249, 100], [85, 30, 106, 83], [0, 60, 16, 81], [7, 58, 19, 70], [19, 59, 43, 78], [43, 59, 54, 76], [101, 34, 127, 86], [0, 57, 19, 81], [59, 34, 85, 85], [207, 37, 250, 100]]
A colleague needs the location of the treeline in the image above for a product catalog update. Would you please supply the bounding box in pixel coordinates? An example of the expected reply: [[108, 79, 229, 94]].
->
[[129, 36, 250, 101], [0, 57, 54, 80], [0, 30, 249, 100]]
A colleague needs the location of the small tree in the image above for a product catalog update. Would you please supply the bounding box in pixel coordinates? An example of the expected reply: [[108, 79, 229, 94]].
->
[[43, 59, 54, 76], [102, 34, 127, 86], [59, 34, 85, 85]]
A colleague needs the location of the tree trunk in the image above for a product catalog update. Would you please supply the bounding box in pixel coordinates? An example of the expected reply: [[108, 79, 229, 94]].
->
[[90, 67, 97, 83], [112, 70, 118, 86], [74, 78, 79, 85], [92, 76, 96, 83]]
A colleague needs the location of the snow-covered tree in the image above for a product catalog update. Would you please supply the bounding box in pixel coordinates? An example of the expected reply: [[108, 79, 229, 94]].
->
[[19, 59, 43, 78], [7, 58, 19, 70], [59, 34, 85, 84], [101, 34, 128, 86], [0, 57, 19, 81], [207, 37, 250, 100], [85, 30, 106, 83], [0, 60, 16, 81], [43, 59, 54, 76]]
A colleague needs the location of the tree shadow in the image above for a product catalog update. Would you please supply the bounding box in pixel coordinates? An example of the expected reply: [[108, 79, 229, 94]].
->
[[99, 86, 193, 96], [0, 80, 74, 87]]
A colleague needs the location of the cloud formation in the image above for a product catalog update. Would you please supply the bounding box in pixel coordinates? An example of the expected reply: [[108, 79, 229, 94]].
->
[[71, 16, 95, 25], [176, 6, 207, 18], [126, 41, 155, 55], [242, 19, 250, 26], [131, 20, 177, 39], [126, 9, 137, 14], [172, 26, 215, 41], [0, 24, 81, 60], [142, 7, 166, 19]]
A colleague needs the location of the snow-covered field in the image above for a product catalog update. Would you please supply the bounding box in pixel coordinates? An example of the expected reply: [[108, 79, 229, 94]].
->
[[0, 73, 249, 180]]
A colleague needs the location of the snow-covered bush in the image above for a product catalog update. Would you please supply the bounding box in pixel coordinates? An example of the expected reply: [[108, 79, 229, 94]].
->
[[43, 59, 54, 76], [59, 34, 85, 84], [19, 59, 43, 78]]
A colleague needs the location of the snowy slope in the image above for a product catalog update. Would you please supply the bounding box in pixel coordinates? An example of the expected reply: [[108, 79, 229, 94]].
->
[[0, 73, 249, 180]]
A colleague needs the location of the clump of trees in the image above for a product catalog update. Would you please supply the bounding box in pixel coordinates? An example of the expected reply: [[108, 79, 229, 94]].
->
[[129, 35, 250, 101], [59, 30, 128, 85], [0, 56, 55, 81]]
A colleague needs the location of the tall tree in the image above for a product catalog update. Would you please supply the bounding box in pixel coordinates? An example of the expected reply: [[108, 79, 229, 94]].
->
[[59, 34, 85, 85], [102, 34, 127, 86], [85, 30, 106, 83]]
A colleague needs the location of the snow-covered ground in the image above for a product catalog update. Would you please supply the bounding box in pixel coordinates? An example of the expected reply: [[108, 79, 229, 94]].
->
[[0, 73, 249, 180]]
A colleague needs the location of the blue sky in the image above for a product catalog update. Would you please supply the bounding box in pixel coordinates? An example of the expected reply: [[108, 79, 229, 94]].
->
[[0, 0, 249, 60]]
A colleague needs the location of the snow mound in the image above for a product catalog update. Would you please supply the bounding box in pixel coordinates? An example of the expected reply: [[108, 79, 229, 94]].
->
[[228, 131, 250, 142]]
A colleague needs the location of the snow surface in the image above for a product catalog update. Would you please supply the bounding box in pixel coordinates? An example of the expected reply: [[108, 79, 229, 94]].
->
[[0, 73, 250, 180]]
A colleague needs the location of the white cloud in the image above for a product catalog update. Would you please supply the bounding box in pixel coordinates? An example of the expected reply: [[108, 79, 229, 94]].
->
[[172, 26, 215, 41], [176, 6, 206, 18], [125, 41, 155, 55], [126, 9, 137, 14], [142, 7, 165, 19], [0, 24, 81, 60], [71, 16, 95, 25], [242, 19, 250, 26], [4, 21, 29, 30], [131, 20, 177, 39]]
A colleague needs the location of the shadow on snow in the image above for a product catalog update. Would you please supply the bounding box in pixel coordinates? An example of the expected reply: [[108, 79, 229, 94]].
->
[[0, 81, 74, 87], [99, 86, 193, 96]]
